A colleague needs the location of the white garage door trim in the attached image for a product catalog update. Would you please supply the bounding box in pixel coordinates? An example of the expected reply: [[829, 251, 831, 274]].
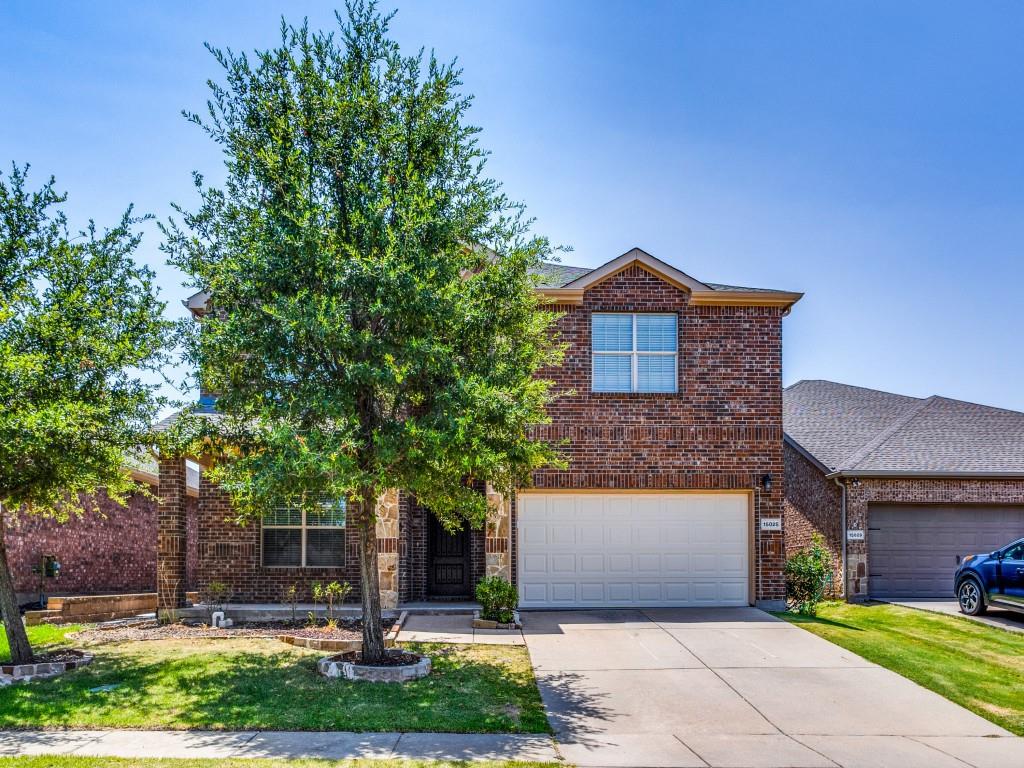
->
[[517, 491, 752, 608]]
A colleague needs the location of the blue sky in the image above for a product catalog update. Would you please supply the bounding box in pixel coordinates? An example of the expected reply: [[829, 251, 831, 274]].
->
[[3, 1, 1022, 410]]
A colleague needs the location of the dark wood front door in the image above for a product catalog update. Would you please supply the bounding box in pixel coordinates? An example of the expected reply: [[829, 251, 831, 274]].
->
[[428, 517, 471, 597]]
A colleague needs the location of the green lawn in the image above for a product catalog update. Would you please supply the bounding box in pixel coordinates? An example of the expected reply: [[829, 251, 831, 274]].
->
[[0, 623, 82, 660], [0, 759, 559, 768], [0, 638, 548, 733], [778, 601, 1024, 735]]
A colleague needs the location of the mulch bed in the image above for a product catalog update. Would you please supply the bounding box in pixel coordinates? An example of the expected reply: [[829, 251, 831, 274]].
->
[[332, 650, 422, 667], [69, 617, 394, 646]]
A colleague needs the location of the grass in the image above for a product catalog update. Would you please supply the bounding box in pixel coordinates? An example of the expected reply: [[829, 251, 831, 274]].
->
[[0, 761, 556, 768], [0, 638, 548, 733], [777, 601, 1024, 735], [0, 623, 83, 661]]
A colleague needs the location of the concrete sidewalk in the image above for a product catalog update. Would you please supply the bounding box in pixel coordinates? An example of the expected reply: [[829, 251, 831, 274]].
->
[[0, 729, 560, 762]]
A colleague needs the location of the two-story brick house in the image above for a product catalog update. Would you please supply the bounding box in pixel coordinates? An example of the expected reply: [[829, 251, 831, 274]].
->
[[155, 248, 801, 611]]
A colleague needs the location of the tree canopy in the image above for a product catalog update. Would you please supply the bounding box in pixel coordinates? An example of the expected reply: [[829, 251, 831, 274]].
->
[[0, 164, 172, 663], [163, 2, 563, 659]]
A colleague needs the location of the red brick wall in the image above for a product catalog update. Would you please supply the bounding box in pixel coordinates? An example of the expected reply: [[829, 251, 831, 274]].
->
[[530, 264, 788, 602], [845, 477, 1024, 599], [190, 480, 363, 603], [7, 485, 197, 600], [782, 442, 843, 594]]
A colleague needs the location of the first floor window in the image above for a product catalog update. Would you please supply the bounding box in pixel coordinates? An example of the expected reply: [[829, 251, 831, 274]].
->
[[262, 498, 346, 568], [592, 312, 678, 392]]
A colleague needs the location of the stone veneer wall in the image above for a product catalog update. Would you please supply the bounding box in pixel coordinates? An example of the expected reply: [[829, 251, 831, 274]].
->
[[375, 489, 400, 609], [530, 264, 788, 603], [485, 484, 512, 579]]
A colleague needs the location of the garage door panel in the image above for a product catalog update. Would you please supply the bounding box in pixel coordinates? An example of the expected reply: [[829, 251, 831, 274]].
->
[[518, 492, 750, 608], [870, 504, 1024, 598]]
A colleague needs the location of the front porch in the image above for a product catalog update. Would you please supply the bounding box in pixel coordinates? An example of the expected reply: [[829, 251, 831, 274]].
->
[[155, 456, 514, 616]]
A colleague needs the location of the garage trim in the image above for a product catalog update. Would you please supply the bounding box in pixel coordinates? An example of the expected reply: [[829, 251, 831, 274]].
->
[[516, 488, 755, 608]]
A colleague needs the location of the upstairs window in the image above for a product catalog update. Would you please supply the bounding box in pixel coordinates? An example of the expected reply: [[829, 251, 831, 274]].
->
[[262, 498, 347, 568], [592, 313, 677, 393]]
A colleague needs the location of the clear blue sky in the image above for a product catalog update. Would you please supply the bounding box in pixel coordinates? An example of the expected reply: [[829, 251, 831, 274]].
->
[[3, 1, 1022, 410]]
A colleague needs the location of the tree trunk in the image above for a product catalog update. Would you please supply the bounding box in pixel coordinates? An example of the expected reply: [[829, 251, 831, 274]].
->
[[0, 510, 33, 665], [357, 489, 387, 663]]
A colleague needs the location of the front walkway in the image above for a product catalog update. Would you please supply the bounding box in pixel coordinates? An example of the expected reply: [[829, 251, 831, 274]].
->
[[399, 612, 525, 645], [522, 607, 1024, 768], [0, 730, 558, 762]]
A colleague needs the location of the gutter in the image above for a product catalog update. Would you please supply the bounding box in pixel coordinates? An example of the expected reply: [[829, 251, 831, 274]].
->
[[825, 470, 1024, 480]]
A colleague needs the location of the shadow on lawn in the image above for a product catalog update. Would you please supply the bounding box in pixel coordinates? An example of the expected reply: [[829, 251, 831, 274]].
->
[[0, 641, 551, 733]]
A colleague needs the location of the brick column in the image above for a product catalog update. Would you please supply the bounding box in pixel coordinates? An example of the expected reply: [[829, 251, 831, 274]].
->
[[375, 489, 400, 609], [485, 484, 512, 580], [157, 456, 188, 618]]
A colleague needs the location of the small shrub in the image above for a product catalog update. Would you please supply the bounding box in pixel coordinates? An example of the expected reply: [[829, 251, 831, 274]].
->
[[324, 581, 351, 620], [476, 575, 518, 624], [311, 581, 324, 619], [785, 534, 832, 615], [282, 583, 299, 624]]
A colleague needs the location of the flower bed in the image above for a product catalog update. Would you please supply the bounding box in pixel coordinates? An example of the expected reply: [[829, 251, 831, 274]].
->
[[70, 617, 396, 646]]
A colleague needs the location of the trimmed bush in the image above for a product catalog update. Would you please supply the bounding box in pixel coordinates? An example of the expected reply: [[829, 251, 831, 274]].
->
[[475, 575, 518, 624], [784, 533, 832, 615]]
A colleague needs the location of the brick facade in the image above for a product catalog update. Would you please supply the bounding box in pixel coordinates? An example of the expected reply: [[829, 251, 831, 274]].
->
[[844, 477, 1024, 599], [531, 264, 787, 603], [782, 442, 843, 593], [166, 261, 790, 606], [6, 486, 197, 602], [782, 440, 1024, 599]]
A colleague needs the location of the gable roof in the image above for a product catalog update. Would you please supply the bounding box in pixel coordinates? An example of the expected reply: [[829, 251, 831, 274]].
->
[[185, 248, 801, 317], [784, 380, 1024, 477], [534, 248, 802, 308]]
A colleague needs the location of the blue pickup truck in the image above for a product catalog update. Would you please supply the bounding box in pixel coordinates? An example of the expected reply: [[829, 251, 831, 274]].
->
[[955, 538, 1024, 616]]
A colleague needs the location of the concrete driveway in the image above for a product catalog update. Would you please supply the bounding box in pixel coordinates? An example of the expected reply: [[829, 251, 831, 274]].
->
[[522, 607, 1024, 768]]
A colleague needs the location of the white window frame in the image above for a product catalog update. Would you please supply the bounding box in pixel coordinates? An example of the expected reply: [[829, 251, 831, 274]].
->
[[261, 501, 346, 569], [591, 312, 678, 393]]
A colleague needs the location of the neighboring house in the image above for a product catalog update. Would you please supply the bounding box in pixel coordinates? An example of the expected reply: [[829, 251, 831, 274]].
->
[[155, 247, 801, 611], [784, 380, 1024, 600], [7, 461, 199, 604]]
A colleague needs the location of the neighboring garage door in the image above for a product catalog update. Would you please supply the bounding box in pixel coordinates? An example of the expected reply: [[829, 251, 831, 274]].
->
[[870, 504, 1024, 598], [517, 492, 750, 608]]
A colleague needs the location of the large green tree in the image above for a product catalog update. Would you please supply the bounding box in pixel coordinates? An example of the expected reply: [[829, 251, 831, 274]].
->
[[162, 2, 562, 661], [0, 165, 172, 664]]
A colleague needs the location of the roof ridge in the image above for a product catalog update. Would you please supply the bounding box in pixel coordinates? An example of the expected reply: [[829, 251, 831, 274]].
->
[[839, 395, 936, 471]]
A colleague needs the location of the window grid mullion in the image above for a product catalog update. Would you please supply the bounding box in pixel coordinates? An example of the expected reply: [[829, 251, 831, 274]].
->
[[631, 314, 638, 392]]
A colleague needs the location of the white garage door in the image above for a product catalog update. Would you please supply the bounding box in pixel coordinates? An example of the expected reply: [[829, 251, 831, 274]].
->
[[518, 492, 750, 608]]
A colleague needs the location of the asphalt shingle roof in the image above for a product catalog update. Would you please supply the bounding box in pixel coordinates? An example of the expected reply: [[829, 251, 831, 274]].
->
[[784, 380, 1024, 476], [531, 261, 792, 293]]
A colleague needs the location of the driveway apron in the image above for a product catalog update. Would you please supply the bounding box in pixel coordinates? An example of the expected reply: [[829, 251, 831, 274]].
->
[[522, 607, 1024, 768]]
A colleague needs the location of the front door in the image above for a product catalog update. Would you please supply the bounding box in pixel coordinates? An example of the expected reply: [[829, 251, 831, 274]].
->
[[428, 517, 471, 598]]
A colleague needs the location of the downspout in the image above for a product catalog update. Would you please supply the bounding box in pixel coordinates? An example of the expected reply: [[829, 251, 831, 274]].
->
[[832, 476, 847, 599]]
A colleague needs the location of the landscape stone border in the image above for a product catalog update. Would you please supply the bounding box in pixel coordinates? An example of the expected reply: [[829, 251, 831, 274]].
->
[[472, 609, 521, 630], [0, 651, 93, 686], [317, 651, 431, 683], [278, 610, 406, 652]]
